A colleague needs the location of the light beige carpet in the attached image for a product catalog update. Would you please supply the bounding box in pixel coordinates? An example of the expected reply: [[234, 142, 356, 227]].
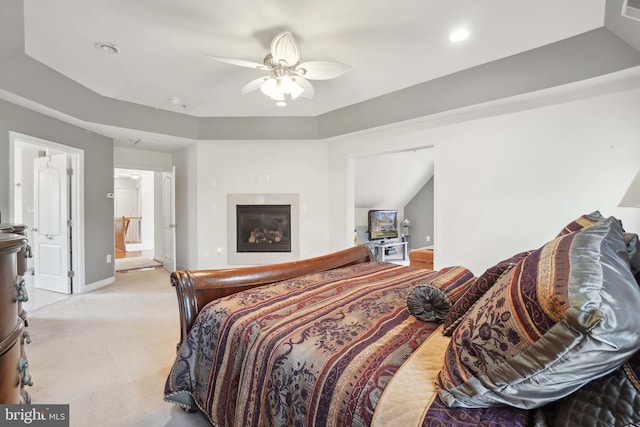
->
[[115, 256, 162, 272], [26, 268, 211, 427]]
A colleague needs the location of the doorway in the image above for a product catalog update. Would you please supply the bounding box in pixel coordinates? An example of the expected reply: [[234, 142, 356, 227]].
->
[[113, 168, 158, 271], [9, 132, 85, 308], [350, 147, 434, 262], [112, 167, 175, 272]]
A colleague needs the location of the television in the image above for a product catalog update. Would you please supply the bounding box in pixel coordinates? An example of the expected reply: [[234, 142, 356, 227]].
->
[[367, 210, 399, 242]]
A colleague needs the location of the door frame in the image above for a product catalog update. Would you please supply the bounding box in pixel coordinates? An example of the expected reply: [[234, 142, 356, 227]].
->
[[8, 131, 86, 293], [162, 167, 176, 272]]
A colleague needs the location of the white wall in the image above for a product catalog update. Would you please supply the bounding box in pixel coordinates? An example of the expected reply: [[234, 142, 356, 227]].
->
[[434, 88, 640, 273], [194, 141, 329, 269], [329, 82, 640, 275]]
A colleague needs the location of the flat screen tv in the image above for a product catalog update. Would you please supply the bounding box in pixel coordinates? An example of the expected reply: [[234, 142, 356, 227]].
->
[[368, 210, 398, 242]]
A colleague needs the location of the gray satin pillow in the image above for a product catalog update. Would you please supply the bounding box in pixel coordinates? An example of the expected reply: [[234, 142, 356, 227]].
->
[[437, 217, 640, 409]]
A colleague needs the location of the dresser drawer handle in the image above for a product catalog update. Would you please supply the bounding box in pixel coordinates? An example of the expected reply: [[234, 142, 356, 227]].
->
[[14, 276, 29, 303], [18, 357, 33, 387], [23, 330, 31, 345], [25, 244, 32, 258]]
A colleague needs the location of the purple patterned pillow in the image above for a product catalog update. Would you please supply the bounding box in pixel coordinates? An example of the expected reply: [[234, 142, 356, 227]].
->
[[436, 217, 640, 409], [556, 210, 603, 236], [427, 266, 476, 305], [442, 251, 532, 336]]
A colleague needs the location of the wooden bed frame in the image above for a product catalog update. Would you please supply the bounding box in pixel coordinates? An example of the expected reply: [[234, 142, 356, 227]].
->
[[170, 245, 374, 350]]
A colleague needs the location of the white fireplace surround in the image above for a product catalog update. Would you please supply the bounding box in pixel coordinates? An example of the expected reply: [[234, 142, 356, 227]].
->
[[227, 193, 300, 265]]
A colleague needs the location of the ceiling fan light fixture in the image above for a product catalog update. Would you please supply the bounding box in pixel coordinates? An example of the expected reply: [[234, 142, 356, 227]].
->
[[260, 75, 304, 101], [280, 76, 304, 99], [260, 78, 284, 100], [207, 31, 350, 104]]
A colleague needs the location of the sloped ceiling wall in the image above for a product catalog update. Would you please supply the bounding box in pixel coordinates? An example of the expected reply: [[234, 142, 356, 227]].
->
[[355, 148, 434, 209]]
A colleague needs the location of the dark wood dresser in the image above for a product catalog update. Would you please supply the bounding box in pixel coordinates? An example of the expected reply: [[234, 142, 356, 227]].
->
[[0, 225, 32, 404]]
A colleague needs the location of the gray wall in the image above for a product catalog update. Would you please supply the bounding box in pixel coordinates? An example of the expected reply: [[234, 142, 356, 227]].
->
[[404, 177, 434, 250], [0, 99, 115, 286]]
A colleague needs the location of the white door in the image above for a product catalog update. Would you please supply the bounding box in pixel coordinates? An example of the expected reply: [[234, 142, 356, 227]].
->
[[162, 167, 176, 272], [33, 154, 71, 294]]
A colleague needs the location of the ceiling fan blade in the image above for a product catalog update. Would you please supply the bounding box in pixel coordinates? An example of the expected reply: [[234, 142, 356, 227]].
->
[[293, 77, 314, 99], [205, 55, 266, 70], [270, 32, 300, 66], [297, 61, 352, 80], [241, 77, 267, 94]]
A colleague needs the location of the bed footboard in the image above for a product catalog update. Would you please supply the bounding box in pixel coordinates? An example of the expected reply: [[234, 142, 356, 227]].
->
[[170, 245, 374, 350]]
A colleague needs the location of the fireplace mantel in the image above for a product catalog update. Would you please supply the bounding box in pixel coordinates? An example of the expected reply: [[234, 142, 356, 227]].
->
[[227, 194, 299, 265]]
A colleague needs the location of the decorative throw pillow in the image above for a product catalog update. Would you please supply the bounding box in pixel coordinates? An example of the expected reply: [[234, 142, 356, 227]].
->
[[539, 350, 640, 426], [556, 210, 603, 236], [427, 266, 475, 305], [436, 217, 640, 409], [442, 250, 532, 336], [406, 285, 451, 323]]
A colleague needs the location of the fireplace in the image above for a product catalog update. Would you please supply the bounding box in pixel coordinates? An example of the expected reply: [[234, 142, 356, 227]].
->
[[228, 193, 299, 265], [236, 205, 291, 253]]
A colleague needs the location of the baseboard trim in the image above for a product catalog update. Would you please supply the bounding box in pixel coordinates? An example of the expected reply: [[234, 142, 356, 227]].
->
[[84, 276, 115, 292]]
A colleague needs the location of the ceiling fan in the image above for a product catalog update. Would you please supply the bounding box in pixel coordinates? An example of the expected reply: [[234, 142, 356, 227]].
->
[[207, 32, 352, 105]]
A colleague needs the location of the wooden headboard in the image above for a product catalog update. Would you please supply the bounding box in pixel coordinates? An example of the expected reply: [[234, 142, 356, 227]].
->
[[170, 245, 374, 350]]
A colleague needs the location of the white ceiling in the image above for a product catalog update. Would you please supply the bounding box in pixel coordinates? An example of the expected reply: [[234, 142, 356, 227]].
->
[[23, 0, 606, 119], [11, 0, 639, 211], [0, 0, 637, 236], [355, 149, 434, 209]]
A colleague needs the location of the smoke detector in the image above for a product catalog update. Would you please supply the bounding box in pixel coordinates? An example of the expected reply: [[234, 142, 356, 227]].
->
[[95, 42, 119, 54]]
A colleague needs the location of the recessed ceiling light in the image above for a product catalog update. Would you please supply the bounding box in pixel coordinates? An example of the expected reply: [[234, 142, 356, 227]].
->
[[449, 28, 470, 43], [276, 101, 287, 107], [95, 42, 119, 54]]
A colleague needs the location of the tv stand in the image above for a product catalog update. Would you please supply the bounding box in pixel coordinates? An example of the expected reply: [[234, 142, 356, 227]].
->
[[371, 241, 408, 263]]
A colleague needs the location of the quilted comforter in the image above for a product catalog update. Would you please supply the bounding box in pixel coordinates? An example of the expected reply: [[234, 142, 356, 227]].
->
[[164, 262, 532, 427]]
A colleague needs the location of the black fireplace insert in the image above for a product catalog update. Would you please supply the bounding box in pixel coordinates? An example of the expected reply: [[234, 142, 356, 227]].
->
[[236, 204, 291, 252]]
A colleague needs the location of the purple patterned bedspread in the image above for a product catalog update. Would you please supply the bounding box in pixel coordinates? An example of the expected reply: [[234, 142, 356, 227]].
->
[[165, 262, 534, 427]]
